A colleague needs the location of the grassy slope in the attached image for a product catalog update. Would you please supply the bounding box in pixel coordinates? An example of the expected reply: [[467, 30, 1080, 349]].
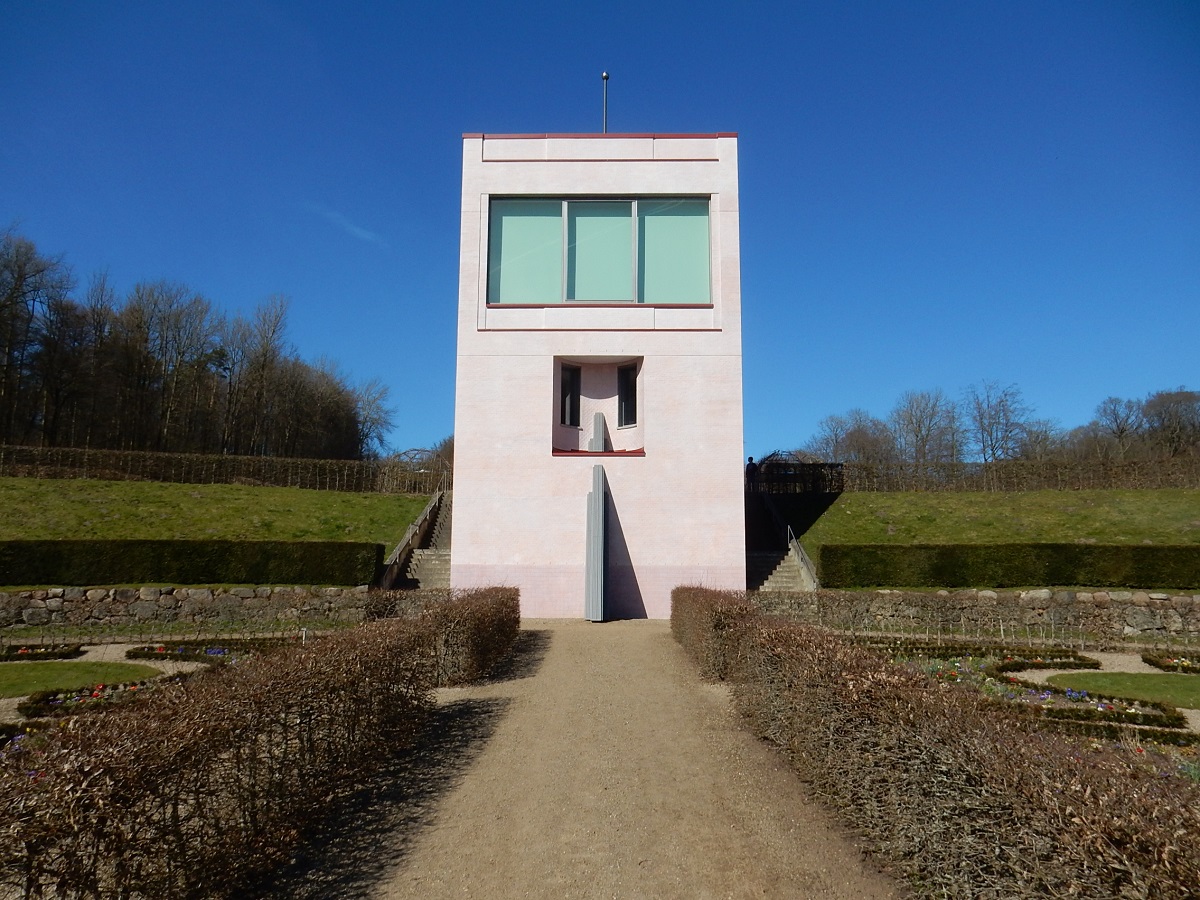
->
[[798, 489, 1200, 558], [0, 477, 429, 544]]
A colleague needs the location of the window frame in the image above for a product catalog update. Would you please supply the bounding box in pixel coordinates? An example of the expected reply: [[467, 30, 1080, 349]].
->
[[487, 197, 712, 306]]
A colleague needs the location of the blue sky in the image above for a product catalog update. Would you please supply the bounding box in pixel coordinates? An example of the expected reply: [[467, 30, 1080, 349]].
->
[[3, 1, 1197, 457]]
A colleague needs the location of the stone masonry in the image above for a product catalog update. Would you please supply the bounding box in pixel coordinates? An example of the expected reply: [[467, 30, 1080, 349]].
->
[[1, 585, 374, 630], [755, 587, 1200, 640]]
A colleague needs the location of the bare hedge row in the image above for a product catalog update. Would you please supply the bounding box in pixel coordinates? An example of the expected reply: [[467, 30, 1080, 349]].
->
[[837, 458, 1200, 492], [759, 459, 1200, 493], [0, 444, 449, 494], [671, 586, 1200, 899], [0, 587, 519, 899]]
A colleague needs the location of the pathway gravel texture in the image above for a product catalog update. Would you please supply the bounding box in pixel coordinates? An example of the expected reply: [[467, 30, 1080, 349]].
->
[[268, 619, 901, 900]]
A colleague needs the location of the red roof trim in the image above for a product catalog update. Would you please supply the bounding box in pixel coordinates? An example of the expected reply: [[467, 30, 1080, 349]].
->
[[463, 132, 736, 140], [552, 448, 646, 458]]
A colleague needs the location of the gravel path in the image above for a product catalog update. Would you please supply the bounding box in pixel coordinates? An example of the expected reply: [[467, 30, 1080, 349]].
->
[[268, 619, 900, 900], [378, 619, 898, 899]]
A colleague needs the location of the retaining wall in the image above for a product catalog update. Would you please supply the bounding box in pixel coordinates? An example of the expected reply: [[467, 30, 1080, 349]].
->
[[1, 585, 377, 629], [755, 587, 1200, 640]]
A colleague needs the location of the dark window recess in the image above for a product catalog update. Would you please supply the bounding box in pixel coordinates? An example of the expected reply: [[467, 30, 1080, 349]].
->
[[617, 364, 637, 427], [561, 365, 581, 427]]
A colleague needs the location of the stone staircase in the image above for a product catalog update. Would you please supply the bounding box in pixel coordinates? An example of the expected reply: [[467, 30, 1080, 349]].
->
[[406, 493, 452, 589], [747, 550, 810, 592]]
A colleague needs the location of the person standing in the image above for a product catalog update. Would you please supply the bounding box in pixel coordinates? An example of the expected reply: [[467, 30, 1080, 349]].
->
[[745, 456, 759, 491]]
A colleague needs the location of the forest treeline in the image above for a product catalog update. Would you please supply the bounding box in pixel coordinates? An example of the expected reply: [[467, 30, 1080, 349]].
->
[[800, 381, 1200, 466], [0, 230, 393, 460]]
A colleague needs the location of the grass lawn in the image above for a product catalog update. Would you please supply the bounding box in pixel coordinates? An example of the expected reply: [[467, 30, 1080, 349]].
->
[[1047, 672, 1200, 710], [0, 476, 428, 544], [798, 489, 1200, 556], [0, 661, 164, 698]]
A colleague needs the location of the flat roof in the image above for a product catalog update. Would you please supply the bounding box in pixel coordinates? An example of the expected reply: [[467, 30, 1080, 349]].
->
[[463, 132, 737, 140]]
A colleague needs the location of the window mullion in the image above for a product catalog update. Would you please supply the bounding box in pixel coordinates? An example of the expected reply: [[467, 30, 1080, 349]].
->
[[560, 200, 568, 303], [633, 200, 643, 304]]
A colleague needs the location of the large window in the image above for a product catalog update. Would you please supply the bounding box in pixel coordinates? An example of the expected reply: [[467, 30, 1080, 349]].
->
[[488, 198, 710, 305]]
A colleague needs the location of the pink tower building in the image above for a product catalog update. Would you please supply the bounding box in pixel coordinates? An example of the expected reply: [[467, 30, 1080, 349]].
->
[[450, 133, 746, 619]]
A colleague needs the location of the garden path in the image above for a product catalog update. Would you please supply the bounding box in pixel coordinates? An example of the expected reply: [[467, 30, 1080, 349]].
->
[[292, 619, 901, 900]]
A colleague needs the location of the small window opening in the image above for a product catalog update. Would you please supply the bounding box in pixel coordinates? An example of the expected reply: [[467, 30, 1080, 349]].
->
[[617, 364, 637, 427], [561, 365, 581, 427]]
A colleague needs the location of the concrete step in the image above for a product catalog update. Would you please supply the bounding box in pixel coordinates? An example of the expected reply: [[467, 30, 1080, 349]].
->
[[749, 551, 809, 592], [407, 548, 452, 589], [430, 495, 453, 550], [746, 551, 787, 591]]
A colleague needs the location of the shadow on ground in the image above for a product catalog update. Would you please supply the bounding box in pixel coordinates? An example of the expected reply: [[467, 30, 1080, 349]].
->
[[484, 628, 552, 683], [250, 628, 552, 898]]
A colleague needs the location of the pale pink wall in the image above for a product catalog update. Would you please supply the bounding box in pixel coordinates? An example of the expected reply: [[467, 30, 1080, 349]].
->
[[451, 134, 744, 619]]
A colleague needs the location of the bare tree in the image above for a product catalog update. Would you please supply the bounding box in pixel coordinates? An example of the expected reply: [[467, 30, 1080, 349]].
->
[[0, 231, 73, 441], [888, 389, 962, 464], [803, 414, 850, 462], [1095, 396, 1143, 461], [1141, 388, 1200, 458], [1016, 418, 1066, 461], [1061, 421, 1110, 461], [31, 295, 89, 445], [805, 409, 896, 464], [964, 381, 1030, 463], [353, 377, 395, 459]]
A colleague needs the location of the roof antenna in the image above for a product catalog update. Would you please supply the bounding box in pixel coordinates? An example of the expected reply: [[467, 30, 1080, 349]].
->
[[602, 71, 609, 133]]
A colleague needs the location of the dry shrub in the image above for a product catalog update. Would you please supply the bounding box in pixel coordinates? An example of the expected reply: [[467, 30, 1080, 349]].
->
[[670, 585, 758, 680], [0, 587, 522, 896], [672, 588, 1200, 898], [414, 587, 521, 685], [369, 587, 521, 685], [0, 591, 521, 899]]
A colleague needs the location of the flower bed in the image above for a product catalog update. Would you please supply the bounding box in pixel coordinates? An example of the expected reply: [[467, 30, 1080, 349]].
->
[[125, 636, 298, 664], [0, 645, 83, 661], [16, 674, 191, 719], [1143, 652, 1200, 674], [908, 653, 1189, 730]]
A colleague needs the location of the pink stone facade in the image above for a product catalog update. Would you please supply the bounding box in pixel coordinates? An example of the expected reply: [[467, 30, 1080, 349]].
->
[[451, 133, 745, 619]]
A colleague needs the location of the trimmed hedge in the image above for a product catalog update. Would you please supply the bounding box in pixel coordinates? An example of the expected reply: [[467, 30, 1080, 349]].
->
[[0, 585, 521, 898], [0, 539, 383, 586], [672, 587, 1200, 898], [372, 587, 522, 686], [820, 542, 1200, 589], [669, 585, 757, 680]]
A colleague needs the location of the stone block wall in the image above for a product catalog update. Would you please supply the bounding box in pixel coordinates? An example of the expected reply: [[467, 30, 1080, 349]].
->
[[756, 587, 1200, 640], [1, 585, 376, 630]]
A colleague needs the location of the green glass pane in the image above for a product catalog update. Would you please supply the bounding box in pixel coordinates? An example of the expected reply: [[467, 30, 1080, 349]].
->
[[567, 201, 633, 301], [638, 199, 710, 304], [488, 200, 563, 304]]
